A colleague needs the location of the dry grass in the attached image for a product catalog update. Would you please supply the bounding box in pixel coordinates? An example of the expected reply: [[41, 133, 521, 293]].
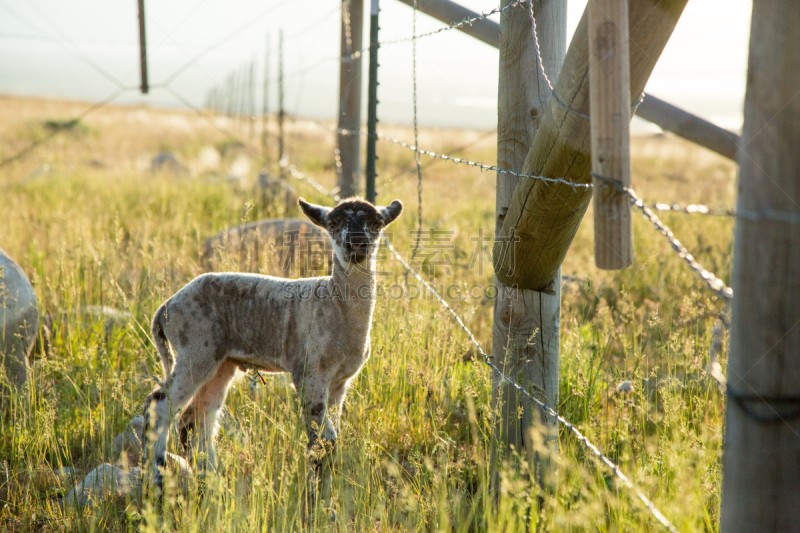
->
[[0, 95, 736, 532]]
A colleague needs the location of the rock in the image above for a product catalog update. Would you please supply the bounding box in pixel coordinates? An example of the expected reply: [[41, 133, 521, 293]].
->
[[617, 380, 634, 393], [63, 454, 192, 507], [202, 218, 333, 277], [62, 464, 141, 507], [36, 306, 132, 354], [151, 152, 183, 173], [112, 415, 145, 466], [1, 247, 39, 387], [79, 305, 133, 343], [80, 305, 133, 322]]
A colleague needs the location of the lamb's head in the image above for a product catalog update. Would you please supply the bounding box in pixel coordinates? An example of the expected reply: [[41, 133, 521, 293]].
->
[[299, 197, 403, 265]]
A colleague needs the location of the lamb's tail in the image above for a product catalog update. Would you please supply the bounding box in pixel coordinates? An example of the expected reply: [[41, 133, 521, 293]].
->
[[152, 301, 173, 376]]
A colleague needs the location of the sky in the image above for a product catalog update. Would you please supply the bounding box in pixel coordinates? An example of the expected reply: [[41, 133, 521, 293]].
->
[[0, 0, 752, 132]]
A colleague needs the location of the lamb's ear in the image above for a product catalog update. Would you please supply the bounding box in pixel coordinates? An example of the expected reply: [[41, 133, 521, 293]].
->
[[380, 200, 404, 227], [298, 197, 331, 228]]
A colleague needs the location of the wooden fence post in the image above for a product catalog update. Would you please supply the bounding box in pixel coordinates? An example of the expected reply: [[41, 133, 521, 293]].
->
[[720, 1, 800, 531], [249, 58, 256, 141], [491, 0, 566, 489], [137, 0, 148, 94], [338, 0, 364, 198], [589, 0, 632, 269], [364, 0, 379, 204], [493, 0, 689, 291], [278, 29, 285, 173], [262, 34, 270, 159]]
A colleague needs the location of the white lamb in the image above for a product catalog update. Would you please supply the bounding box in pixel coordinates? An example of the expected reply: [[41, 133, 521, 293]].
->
[[142, 196, 403, 497]]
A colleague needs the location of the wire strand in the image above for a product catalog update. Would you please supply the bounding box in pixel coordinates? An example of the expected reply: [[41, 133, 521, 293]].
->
[[410, 0, 424, 265]]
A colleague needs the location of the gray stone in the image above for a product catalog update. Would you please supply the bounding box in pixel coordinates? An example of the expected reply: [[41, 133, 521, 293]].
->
[[617, 380, 634, 393], [63, 454, 193, 507], [0, 247, 39, 387], [201, 218, 333, 277], [79, 305, 133, 343], [151, 152, 181, 173], [112, 415, 145, 466], [62, 464, 142, 507]]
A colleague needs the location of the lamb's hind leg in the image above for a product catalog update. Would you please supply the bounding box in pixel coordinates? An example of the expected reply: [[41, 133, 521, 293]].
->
[[177, 360, 239, 473], [144, 355, 221, 489]]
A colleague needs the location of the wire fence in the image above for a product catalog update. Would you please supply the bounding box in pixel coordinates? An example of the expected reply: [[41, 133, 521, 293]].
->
[[306, 118, 736, 306], [7, 1, 784, 530], [280, 157, 680, 533]]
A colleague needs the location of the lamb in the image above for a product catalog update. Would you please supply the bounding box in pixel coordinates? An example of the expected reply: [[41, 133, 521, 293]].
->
[[142, 196, 403, 494]]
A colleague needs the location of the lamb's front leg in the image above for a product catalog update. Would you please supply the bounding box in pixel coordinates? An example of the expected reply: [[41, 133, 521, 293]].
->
[[292, 373, 337, 512]]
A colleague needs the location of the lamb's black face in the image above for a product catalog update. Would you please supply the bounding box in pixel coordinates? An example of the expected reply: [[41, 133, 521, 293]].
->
[[298, 197, 404, 265], [327, 199, 385, 263]]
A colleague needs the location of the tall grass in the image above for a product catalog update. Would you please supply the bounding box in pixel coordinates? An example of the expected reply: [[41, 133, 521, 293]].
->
[[0, 97, 734, 531]]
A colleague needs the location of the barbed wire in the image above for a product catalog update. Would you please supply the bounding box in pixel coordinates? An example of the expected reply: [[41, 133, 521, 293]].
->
[[280, 159, 341, 201], [305, 120, 593, 191], [704, 305, 800, 424], [592, 173, 733, 300], [650, 202, 800, 224], [281, 159, 678, 532], [410, 0, 424, 266], [175, 78, 750, 309], [377, 131, 594, 189], [313, 119, 800, 228], [281, 160, 678, 529], [650, 203, 735, 217], [382, 240, 679, 533]]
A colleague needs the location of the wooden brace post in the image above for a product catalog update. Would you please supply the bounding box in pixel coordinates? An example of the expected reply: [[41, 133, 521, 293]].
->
[[492, 0, 689, 291], [589, 0, 632, 269]]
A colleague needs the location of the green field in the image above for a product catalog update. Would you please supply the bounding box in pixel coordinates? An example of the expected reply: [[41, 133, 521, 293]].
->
[[0, 96, 736, 532]]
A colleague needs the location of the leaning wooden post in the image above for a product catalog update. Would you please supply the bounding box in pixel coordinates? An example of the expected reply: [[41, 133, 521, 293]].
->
[[493, 0, 689, 291], [491, 0, 566, 489], [720, 1, 800, 531], [589, 0, 632, 269], [337, 0, 364, 198]]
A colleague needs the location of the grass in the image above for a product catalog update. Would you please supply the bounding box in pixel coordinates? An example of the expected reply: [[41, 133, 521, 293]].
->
[[0, 95, 736, 532]]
